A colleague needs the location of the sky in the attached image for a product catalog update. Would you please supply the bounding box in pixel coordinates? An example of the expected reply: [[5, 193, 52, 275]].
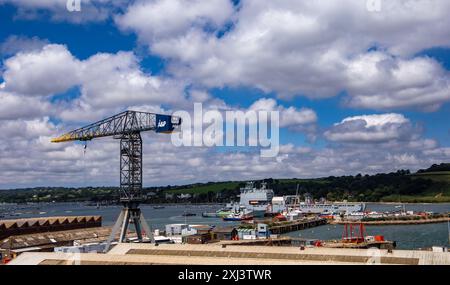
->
[[1, 0, 450, 189]]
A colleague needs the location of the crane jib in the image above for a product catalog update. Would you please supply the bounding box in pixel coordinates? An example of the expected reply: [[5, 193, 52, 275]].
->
[[50, 111, 181, 143]]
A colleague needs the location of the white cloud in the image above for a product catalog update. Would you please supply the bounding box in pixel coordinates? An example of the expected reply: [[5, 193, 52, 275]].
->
[[324, 113, 415, 143], [0, 0, 126, 23], [387, 153, 420, 166], [1, 44, 187, 122], [344, 52, 450, 110], [2, 44, 81, 96], [248, 98, 317, 128], [279, 143, 312, 154], [0, 91, 51, 120], [0, 117, 55, 139], [340, 113, 408, 128], [116, 0, 450, 111], [0, 35, 49, 56], [4, 1, 450, 110], [116, 0, 234, 42], [77, 51, 185, 108], [423, 148, 450, 157]]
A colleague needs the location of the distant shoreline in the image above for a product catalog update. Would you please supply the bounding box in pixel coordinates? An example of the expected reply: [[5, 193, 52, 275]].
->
[[365, 201, 450, 205]]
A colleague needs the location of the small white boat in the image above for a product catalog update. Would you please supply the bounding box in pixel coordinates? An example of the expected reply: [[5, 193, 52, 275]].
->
[[223, 209, 254, 221]]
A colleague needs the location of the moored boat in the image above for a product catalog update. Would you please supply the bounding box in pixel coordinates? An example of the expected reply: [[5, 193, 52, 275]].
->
[[239, 182, 273, 217], [274, 213, 287, 221], [201, 212, 219, 218], [223, 209, 254, 221], [284, 193, 365, 214], [223, 214, 253, 221], [215, 209, 233, 218], [202, 203, 243, 218]]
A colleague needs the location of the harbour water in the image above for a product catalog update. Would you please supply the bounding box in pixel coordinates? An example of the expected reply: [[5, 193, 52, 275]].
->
[[287, 203, 450, 250], [1, 202, 449, 250], [0, 203, 235, 228]]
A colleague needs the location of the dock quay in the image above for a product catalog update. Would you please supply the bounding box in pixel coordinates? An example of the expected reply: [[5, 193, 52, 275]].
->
[[219, 237, 395, 249], [268, 218, 327, 234], [8, 243, 450, 265], [220, 237, 294, 246], [219, 237, 395, 250], [332, 216, 450, 226]]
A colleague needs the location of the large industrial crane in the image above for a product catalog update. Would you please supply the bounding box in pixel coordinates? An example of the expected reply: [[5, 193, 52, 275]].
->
[[51, 110, 181, 251]]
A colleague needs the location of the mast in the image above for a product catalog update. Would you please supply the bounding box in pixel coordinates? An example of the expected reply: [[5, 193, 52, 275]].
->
[[294, 183, 300, 210], [447, 217, 450, 245]]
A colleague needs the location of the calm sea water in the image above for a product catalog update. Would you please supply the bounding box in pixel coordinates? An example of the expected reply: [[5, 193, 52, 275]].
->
[[0, 203, 237, 228], [1, 202, 449, 250]]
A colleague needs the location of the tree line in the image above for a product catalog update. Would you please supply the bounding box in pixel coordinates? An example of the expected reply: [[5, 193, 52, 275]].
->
[[1, 164, 449, 204]]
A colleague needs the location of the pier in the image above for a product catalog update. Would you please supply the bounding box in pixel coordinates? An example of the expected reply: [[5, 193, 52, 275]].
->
[[268, 218, 327, 234], [220, 237, 294, 246], [220, 237, 395, 250], [332, 216, 450, 226]]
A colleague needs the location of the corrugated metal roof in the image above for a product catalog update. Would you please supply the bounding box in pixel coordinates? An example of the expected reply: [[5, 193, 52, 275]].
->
[[0, 216, 101, 230], [212, 227, 237, 233]]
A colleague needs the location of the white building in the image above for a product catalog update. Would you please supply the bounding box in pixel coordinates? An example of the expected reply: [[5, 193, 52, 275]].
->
[[165, 224, 189, 236], [178, 194, 192, 199], [271, 197, 286, 213]]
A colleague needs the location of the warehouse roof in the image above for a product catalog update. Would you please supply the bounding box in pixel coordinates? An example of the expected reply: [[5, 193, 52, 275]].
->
[[212, 227, 237, 234], [0, 226, 114, 250], [0, 216, 102, 230], [10, 243, 449, 265]]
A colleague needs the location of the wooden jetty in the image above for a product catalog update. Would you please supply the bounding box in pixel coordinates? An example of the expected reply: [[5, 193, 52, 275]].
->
[[321, 240, 396, 250], [220, 237, 293, 246], [269, 218, 327, 234]]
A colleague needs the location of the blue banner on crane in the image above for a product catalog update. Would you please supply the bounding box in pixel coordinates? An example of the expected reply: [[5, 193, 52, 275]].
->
[[155, 114, 174, 133]]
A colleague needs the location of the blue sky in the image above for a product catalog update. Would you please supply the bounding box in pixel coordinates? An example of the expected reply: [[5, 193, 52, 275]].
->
[[1, 0, 450, 188]]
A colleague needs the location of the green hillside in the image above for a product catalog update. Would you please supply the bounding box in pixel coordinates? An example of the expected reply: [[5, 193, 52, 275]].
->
[[396, 164, 450, 202], [166, 182, 241, 194], [412, 171, 450, 183]]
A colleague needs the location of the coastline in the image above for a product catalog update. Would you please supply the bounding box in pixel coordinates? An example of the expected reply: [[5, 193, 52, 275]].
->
[[366, 201, 450, 205]]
